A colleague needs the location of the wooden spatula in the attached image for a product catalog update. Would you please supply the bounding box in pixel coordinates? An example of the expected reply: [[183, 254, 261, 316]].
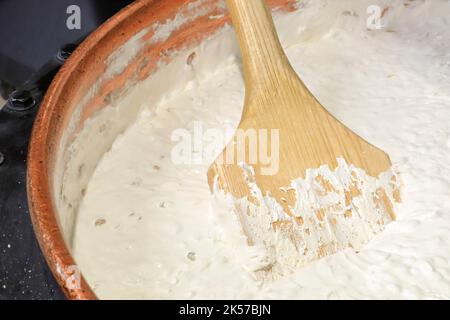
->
[[208, 0, 400, 275]]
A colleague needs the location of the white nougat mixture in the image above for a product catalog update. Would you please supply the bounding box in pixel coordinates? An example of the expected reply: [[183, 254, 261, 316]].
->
[[72, 0, 450, 299]]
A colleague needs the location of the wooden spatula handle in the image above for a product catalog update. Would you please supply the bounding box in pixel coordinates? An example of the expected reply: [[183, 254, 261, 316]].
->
[[226, 0, 295, 93]]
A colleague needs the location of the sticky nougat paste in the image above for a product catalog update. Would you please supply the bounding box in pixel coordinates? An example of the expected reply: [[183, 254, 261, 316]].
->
[[71, 0, 450, 299]]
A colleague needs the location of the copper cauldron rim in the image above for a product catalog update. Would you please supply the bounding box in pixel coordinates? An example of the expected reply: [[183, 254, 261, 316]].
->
[[27, 0, 150, 300]]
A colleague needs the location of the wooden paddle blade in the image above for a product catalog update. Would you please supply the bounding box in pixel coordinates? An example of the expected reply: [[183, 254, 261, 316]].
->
[[206, 0, 401, 277], [207, 129, 401, 277]]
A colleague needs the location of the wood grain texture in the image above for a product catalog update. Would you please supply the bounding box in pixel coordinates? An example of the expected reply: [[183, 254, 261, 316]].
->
[[208, 0, 395, 231]]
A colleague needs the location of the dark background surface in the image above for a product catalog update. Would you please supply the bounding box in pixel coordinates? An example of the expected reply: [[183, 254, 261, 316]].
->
[[0, 0, 133, 300], [0, 0, 133, 90]]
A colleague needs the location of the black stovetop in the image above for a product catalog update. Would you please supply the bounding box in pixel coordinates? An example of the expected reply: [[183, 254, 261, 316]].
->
[[0, 96, 66, 300], [0, 42, 72, 300], [0, 0, 133, 300]]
